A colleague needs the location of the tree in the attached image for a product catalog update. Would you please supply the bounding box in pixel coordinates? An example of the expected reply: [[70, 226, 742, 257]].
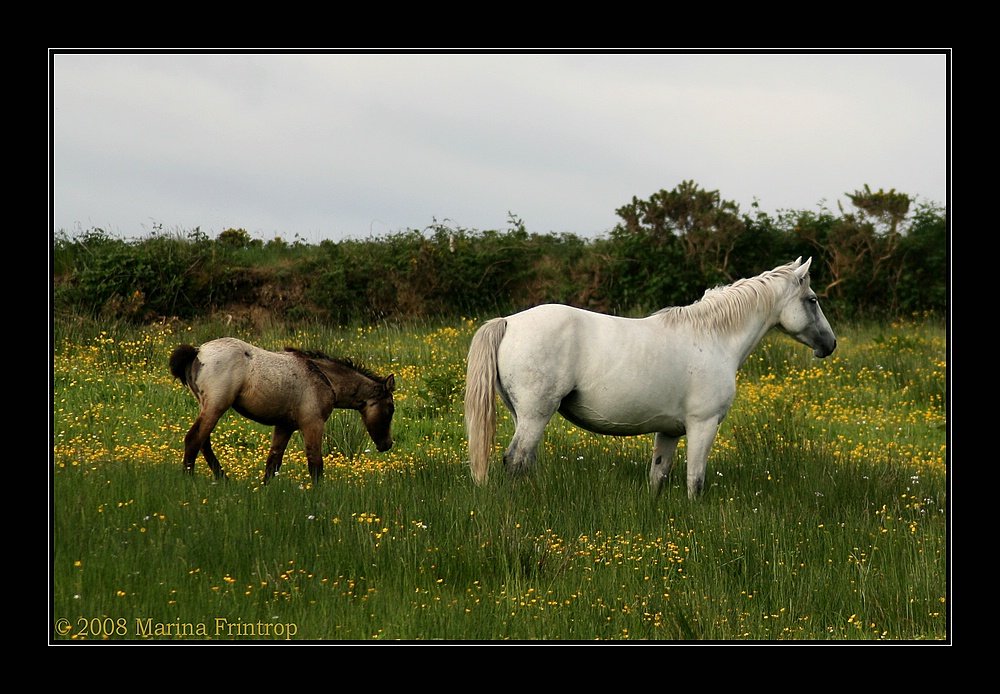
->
[[846, 184, 911, 237], [614, 180, 745, 281], [607, 181, 746, 311], [794, 186, 906, 300], [895, 202, 947, 314]]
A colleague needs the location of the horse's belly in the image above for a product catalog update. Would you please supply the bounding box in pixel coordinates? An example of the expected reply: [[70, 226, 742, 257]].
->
[[558, 393, 685, 437], [232, 398, 296, 428]]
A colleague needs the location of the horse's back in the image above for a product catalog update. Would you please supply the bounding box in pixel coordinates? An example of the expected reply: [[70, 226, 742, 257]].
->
[[496, 304, 726, 435], [195, 337, 260, 376], [198, 338, 292, 371], [192, 338, 326, 425], [499, 305, 591, 384], [198, 337, 256, 359], [188, 338, 255, 403], [192, 338, 289, 396], [498, 304, 659, 394], [499, 304, 665, 379]]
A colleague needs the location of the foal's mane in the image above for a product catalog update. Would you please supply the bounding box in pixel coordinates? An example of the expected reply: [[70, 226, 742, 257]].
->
[[654, 263, 800, 333], [284, 347, 384, 382]]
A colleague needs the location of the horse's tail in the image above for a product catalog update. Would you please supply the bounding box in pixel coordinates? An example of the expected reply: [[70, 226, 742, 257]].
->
[[169, 344, 199, 387], [465, 318, 507, 485]]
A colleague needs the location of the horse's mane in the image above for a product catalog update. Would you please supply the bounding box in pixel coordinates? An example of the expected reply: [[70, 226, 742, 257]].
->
[[654, 264, 800, 334], [284, 347, 384, 382]]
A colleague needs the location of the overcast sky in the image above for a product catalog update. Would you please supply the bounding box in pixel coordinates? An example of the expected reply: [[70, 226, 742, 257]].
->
[[51, 52, 948, 243]]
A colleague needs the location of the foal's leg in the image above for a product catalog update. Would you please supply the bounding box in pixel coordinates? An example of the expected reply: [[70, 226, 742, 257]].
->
[[262, 425, 293, 484], [182, 407, 227, 475], [201, 437, 228, 480], [301, 420, 326, 483], [648, 433, 680, 498], [684, 418, 722, 498]]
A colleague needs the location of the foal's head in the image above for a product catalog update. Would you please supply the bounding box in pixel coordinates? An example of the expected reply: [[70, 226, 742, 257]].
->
[[360, 374, 396, 452], [287, 348, 397, 453]]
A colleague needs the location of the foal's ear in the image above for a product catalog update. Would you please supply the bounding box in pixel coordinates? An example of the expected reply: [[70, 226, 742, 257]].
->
[[384, 374, 395, 393]]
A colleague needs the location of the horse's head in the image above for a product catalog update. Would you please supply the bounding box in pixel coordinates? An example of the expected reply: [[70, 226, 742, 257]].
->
[[360, 374, 396, 452], [777, 257, 837, 358]]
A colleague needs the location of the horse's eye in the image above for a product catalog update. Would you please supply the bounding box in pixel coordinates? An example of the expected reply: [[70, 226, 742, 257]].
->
[[808, 296, 818, 304]]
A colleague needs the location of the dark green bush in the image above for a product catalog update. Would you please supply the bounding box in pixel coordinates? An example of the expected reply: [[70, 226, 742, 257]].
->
[[51, 184, 947, 325]]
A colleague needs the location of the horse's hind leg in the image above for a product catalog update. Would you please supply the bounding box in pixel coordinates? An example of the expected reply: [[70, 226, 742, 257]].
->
[[504, 411, 555, 476], [182, 407, 226, 475], [201, 437, 228, 480], [262, 425, 293, 484], [182, 423, 199, 474], [648, 433, 680, 498]]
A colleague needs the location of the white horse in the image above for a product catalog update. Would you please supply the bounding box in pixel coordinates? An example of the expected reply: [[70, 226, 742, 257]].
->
[[464, 257, 836, 498]]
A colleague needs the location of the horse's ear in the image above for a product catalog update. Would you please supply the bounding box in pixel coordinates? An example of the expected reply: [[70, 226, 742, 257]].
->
[[384, 374, 395, 393], [793, 257, 812, 282]]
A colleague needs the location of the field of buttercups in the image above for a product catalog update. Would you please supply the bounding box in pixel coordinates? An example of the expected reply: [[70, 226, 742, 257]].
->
[[51, 315, 947, 641]]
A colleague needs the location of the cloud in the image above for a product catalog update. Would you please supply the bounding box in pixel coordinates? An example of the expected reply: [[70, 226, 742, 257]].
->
[[52, 52, 948, 242]]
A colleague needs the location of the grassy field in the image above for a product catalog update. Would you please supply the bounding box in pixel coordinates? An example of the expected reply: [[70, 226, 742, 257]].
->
[[50, 314, 948, 641]]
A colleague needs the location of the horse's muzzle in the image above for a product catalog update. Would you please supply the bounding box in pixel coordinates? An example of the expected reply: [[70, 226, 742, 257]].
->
[[814, 338, 837, 358], [376, 440, 393, 452]]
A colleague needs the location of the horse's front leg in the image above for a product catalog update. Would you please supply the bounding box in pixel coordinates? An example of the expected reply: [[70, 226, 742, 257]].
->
[[301, 421, 325, 483], [263, 425, 293, 484], [684, 417, 721, 498], [648, 432, 680, 498]]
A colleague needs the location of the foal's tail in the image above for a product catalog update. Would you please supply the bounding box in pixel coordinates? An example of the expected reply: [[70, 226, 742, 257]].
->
[[464, 318, 507, 485], [169, 344, 199, 387]]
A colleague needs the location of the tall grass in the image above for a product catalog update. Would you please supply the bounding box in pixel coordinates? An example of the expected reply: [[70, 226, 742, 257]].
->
[[51, 315, 947, 641]]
